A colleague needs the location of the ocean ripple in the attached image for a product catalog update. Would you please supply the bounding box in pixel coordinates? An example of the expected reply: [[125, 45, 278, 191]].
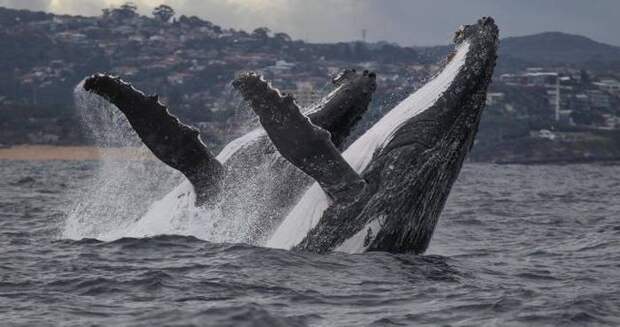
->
[[0, 161, 619, 326]]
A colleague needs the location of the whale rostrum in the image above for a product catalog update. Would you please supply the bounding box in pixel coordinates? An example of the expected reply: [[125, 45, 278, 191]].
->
[[83, 17, 499, 254]]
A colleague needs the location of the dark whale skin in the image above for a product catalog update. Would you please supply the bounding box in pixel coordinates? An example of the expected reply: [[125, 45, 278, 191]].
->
[[294, 17, 500, 254]]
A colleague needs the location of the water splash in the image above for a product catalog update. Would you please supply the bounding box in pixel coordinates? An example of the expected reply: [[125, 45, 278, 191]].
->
[[102, 128, 271, 244], [64, 81, 274, 244], [62, 81, 182, 240], [63, 77, 334, 244]]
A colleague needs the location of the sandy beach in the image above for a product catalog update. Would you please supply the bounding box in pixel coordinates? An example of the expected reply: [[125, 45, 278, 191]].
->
[[0, 145, 156, 161]]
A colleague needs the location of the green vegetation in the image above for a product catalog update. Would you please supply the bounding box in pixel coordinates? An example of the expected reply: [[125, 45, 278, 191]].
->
[[0, 5, 619, 163]]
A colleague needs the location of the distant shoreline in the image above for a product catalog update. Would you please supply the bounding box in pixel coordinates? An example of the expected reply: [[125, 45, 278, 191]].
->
[[493, 157, 620, 165], [0, 145, 156, 161], [1, 145, 619, 165]]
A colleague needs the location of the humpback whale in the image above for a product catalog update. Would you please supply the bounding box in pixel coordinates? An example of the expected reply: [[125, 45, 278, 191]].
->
[[242, 17, 499, 254], [82, 17, 498, 253]]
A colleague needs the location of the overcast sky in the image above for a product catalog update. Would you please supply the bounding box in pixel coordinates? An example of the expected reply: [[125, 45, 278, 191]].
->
[[1, 0, 618, 46]]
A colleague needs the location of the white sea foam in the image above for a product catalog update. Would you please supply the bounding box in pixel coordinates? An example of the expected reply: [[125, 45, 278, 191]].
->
[[266, 41, 471, 252], [65, 78, 267, 242], [98, 129, 266, 242]]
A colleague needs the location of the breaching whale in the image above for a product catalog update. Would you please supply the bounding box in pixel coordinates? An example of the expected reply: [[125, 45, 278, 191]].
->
[[83, 17, 499, 254], [238, 17, 499, 254]]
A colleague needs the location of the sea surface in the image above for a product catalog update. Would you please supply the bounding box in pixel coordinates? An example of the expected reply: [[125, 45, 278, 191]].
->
[[1, 160, 619, 326]]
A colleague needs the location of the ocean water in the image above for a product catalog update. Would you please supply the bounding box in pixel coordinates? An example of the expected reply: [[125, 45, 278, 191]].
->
[[1, 160, 619, 326]]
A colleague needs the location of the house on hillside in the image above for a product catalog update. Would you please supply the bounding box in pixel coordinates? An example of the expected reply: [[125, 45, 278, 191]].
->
[[594, 79, 620, 96]]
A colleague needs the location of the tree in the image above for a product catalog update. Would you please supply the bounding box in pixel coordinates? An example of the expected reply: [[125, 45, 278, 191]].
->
[[120, 2, 138, 13], [104, 2, 138, 20], [580, 69, 591, 85], [153, 4, 175, 23], [252, 27, 271, 39], [274, 32, 292, 43]]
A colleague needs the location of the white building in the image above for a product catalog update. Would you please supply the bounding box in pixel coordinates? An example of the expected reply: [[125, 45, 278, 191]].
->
[[593, 79, 620, 96]]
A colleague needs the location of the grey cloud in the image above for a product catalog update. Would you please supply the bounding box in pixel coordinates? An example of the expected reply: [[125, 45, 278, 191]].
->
[[0, 0, 52, 11], [1, 0, 618, 46]]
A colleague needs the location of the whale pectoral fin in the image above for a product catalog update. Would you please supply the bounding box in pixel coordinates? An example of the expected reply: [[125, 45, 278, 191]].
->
[[83, 74, 224, 205], [233, 73, 366, 202], [306, 69, 377, 149]]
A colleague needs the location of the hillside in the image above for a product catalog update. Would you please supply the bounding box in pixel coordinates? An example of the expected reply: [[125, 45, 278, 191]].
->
[[499, 32, 620, 69], [417, 32, 620, 72], [0, 6, 619, 163], [0, 6, 433, 148]]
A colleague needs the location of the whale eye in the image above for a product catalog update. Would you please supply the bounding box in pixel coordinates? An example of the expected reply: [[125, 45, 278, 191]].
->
[[454, 25, 467, 42]]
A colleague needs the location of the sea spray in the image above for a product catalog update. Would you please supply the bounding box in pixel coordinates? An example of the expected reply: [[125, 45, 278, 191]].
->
[[63, 81, 182, 240], [106, 129, 278, 244], [63, 81, 289, 244]]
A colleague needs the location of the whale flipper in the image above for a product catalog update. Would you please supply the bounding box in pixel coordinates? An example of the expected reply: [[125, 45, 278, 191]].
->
[[233, 73, 366, 202], [305, 69, 377, 149], [83, 74, 224, 205]]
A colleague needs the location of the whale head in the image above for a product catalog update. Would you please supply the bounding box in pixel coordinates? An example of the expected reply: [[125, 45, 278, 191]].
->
[[356, 17, 500, 254], [306, 69, 377, 148], [272, 17, 500, 254]]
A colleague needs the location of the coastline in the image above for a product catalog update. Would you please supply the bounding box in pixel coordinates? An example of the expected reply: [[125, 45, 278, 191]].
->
[[0, 145, 156, 161], [1, 145, 618, 165], [492, 157, 620, 165]]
